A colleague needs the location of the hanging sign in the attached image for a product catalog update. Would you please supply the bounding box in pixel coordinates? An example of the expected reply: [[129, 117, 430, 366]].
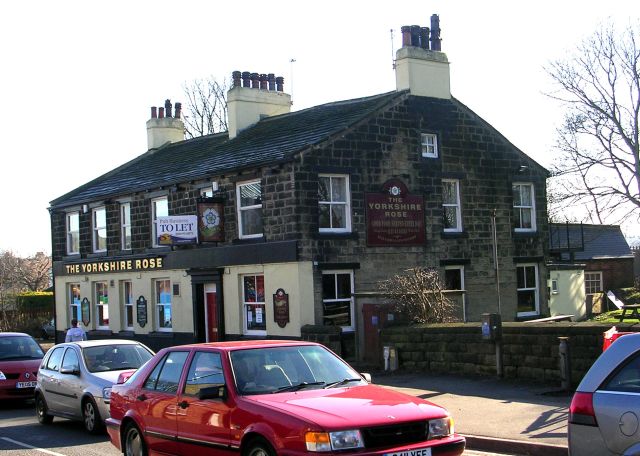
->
[[273, 288, 290, 328], [198, 198, 225, 242]]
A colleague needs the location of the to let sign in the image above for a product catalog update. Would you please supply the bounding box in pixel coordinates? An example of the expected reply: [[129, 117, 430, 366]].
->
[[365, 179, 425, 246]]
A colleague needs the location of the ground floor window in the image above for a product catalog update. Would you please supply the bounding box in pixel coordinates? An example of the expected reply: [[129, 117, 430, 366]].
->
[[584, 271, 603, 295], [68, 283, 81, 324], [444, 265, 466, 321], [155, 279, 172, 331], [516, 264, 539, 317], [95, 282, 109, 329], [322, 270, 354, 330], [122, 281, 134, 330], [242, 274, 266, 335]]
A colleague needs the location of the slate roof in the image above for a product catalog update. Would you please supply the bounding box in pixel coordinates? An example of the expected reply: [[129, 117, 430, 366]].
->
[[50, 91, 405, 209], [549, 223, 633, 260]]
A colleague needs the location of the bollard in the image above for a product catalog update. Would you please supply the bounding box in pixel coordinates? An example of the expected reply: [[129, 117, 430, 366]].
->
[[559, 337, 571, 392]]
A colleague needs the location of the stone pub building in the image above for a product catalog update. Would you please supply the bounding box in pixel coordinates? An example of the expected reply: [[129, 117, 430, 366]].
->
[[49, 16, 549, 360]]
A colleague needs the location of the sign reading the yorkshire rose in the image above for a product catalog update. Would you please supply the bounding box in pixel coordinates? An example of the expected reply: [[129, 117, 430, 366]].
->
[[157, 215, 198, 245], [365, 179, 425, 246], [64, 257, 164, 275]]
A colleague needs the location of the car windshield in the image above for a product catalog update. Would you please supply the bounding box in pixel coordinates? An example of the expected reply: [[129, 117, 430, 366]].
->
[[83, 344, 154, 373], [0, 335, 44, 361], [230, 345, 365, 395]]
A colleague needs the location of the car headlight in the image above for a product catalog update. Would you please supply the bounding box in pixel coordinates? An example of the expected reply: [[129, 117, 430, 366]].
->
[[305, 430, 364, 452], [429, 417, 453, 439], [102, 387, 112, 402]]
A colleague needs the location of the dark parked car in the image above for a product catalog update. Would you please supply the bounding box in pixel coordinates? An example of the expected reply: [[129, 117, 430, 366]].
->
[[41, 319, 55, 340], [35, 339, 154, 434], [0, 332, 45, 401], [106, 340, 465, 456], [569, 332, 640, 455]]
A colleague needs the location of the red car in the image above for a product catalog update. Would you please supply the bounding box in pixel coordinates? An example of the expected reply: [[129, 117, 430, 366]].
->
[[106, 340, 464, 456], [0, 332, 45, 401]]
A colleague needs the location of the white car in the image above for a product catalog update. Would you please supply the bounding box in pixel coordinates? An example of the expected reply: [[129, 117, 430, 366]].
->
[[35, 339, 153, 434]]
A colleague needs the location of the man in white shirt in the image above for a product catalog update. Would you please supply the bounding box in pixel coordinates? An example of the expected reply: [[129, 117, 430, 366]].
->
[[65, 319, 87, 342]]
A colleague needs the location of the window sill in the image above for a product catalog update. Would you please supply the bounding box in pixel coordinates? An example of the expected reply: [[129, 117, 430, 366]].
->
[[232, 236, 266, 245], [513, 230, 538, 238], [62, 254, 81, 261], [441, 231, 467, 239], [314, 232, 359, 240]]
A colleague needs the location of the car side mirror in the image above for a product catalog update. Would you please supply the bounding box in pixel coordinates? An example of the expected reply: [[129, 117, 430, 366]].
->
[[60, 367, 80, 376], [197, 385, 227, 401], [360, 372, 372, 383]]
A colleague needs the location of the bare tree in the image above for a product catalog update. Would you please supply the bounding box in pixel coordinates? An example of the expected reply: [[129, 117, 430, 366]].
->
[[182, 76, 229, 138], [0, 251, 21, 322], [546, 21, 640, 226], [15, 252, 52, 292], [378, 267, 456, 324]]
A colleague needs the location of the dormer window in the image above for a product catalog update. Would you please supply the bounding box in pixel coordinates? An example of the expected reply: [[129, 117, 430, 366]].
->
[[421, 133, 438, 158]]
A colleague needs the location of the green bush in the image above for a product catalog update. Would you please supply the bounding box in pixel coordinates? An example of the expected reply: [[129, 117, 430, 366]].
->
[[16, 292, 53, 312]]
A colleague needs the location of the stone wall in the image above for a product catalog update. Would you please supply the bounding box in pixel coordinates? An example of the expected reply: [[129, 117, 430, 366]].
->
[[381, 322, 640, 386]]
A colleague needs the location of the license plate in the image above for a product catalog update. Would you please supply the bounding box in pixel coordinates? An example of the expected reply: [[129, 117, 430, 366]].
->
[[384, 448, 432, 456], [16, 381, 37, 388]]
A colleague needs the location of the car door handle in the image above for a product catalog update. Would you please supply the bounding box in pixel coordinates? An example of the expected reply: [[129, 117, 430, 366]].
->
[[136, 394, 147, 401], [178, 401, 189, 409]]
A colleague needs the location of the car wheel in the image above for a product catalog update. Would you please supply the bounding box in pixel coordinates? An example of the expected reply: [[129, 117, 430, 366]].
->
[[82, 398, 104, 434], [244, 437, 275, 456], [124, 423, 147, 456], [35, 395, 53, 424]]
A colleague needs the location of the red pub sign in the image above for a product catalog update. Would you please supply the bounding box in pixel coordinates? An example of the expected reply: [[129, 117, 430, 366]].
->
[[365, 179, 425, 246]]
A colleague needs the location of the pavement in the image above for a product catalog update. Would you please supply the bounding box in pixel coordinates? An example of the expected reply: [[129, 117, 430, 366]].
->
[[373, 371, 571, 456]]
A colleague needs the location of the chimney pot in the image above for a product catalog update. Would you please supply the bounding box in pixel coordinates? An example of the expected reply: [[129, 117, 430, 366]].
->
[[250, 73, 260, 89], [410, 25, 421, 47], [401, 25, 411, 47], [242, 71, 251, 87], [232, 71, 242, 88], [420, 27, 430, 50], [268, 73, 276, 91], [175, 102, 182, 119], [165, 99, 172, 118], [259, 74, 268, 90], [151, 106, 157, 119], [275, 76, 284, 92], [430, 14, 442, 51], [159, 107, 165, 118]]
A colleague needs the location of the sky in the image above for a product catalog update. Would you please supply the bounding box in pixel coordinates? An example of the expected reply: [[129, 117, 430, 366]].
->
[[1, 0, 638, 257]]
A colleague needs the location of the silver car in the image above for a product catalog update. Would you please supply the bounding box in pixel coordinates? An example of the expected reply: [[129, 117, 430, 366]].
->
[[35, 339, 154, 434], [569, 332, 640, 455]]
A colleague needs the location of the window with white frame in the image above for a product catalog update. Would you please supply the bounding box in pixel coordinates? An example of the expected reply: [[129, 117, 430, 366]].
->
[[513, 183, 536, 231], [421, 133, 438, 158], [444, 265, 466, 321], [92, 207, 107, 252], [155, 279, 172, 331], [236, 180, 263, 239], [95, 281, 109, 329], [442, 179, 462, 232], [151, 196, 168, 247], [68, 283, 81, 324], [122, 281, 134, 329], [585, 271, 603, 295], [318, 174, 351, 232], [121, 203, 131, 250], [516, 264, 539, 316], [322, 270, 354, 331], [66, 212, 80, 255], [242, 274, 266, 335]]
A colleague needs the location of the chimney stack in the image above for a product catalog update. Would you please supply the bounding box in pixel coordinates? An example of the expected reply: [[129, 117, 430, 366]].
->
[[395, 14, 450, 99], [146, 98, 185, 149], [227, 70, 291, 139]]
